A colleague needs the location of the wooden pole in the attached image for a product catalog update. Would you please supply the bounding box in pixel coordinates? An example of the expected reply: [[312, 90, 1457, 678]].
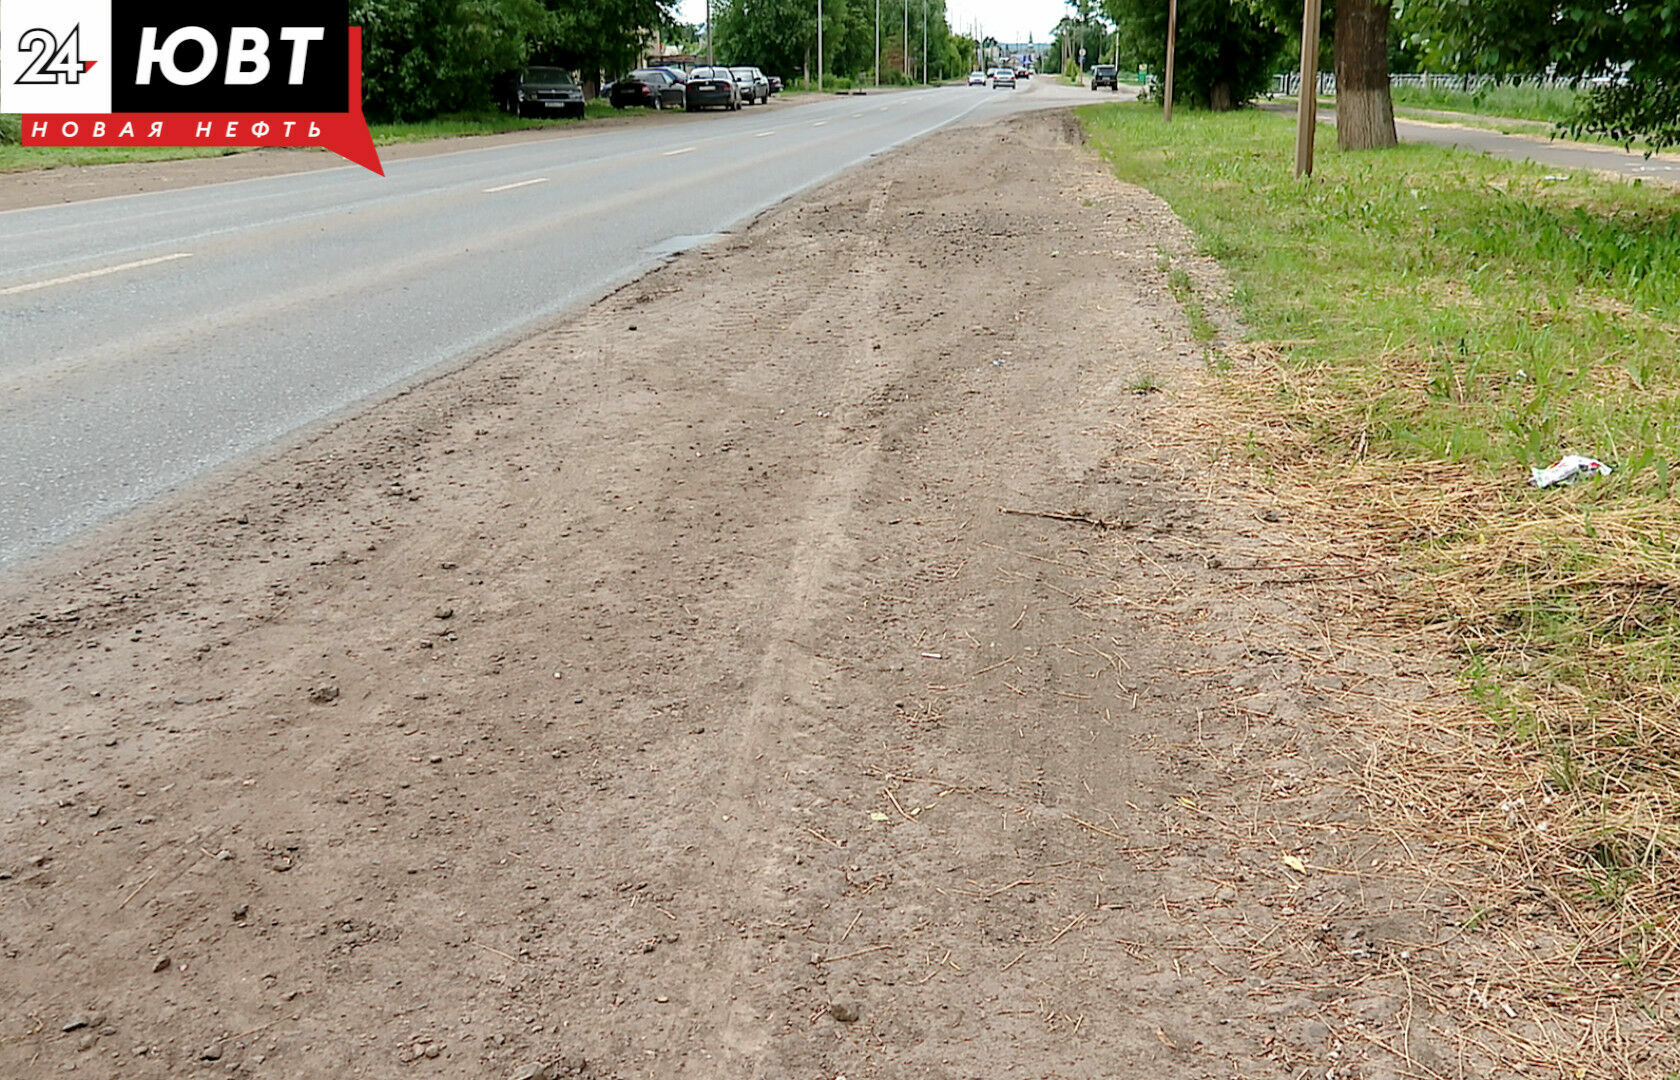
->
[[1294, 0, 1322, 176], [1162, 0, 1177, 121]]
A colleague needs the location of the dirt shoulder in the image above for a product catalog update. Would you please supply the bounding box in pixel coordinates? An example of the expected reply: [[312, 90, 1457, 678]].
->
[[0, 108, 1640, 1079]]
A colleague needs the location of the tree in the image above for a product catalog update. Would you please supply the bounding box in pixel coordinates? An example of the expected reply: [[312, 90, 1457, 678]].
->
[[1402, 0, 1680, 149], [1333, 0, 1396, 149], [537, 0, 678, 83], [353, 0, 553, 121], [1106, 0, 1284, 110]]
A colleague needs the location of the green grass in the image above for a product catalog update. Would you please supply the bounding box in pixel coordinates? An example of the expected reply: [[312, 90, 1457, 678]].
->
[[1082, 103, 1680, 473], [1389, 81, 1583, 126], [0, 100, 632, 173], [1080, 101, 1680, 953]]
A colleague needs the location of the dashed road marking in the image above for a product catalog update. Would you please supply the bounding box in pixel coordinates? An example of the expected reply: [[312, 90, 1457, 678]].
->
[[1, 252, 194, 297], [663, 146, 696, 156], [483, 178, 549, 193]]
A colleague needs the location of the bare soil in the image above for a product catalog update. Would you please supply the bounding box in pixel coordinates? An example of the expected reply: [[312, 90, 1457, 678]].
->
[[0, 109, 1628, 1078]]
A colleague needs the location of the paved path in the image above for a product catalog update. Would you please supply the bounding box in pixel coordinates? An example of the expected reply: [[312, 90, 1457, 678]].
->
[[1273, 101, 1680, 184], [0, 79, 1095, 574]]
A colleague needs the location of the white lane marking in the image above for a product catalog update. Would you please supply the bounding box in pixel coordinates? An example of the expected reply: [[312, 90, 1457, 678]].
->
[[812, 120, 828, 126], [755, 130, 777, 137], [663, 146, 696, 156], [483, 177, 549, 193], [0, 252, 193, 297], [852, 112, 864, 117]]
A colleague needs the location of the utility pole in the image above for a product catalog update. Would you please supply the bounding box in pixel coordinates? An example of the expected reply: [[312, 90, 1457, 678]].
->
[[875, 0, 881, 86], [921, 0, 927, 83], [903, 0, 909, 77], [1293, 0, 1322, 175], [706, 0, 713, 63], [818, 0, 824, 91], [1162, 0, 1177, 121]]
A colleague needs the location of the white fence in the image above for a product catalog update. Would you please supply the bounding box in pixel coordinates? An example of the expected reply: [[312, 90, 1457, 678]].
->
[[1271, 72, 1574, 96]]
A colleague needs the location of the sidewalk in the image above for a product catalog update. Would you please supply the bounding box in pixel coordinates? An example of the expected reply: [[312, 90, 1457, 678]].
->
[[1265, 99, 1680, 185]]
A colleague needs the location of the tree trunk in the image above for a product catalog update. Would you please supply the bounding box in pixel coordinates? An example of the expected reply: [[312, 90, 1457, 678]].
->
[[1209, 82, 1233, 111], [1333, 0, 1397, 150]]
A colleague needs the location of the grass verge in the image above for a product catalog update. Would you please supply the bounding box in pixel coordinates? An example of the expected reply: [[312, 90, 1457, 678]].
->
[[1389, 81, 1581, 125], [0, 101, 636, 173], [1079, 102, 1680, 982]]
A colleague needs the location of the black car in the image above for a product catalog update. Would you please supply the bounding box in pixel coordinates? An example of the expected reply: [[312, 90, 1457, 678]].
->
[[512, 66, 585, 118], [610, 68, 687, 109], [1091, 64, 1119, 91], [686, 66, 741, 111], [766, 75, 782, 95]]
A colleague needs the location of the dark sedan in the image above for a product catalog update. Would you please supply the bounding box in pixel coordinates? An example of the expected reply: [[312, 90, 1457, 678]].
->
[[512, 66, 585, 118], [610, 68, 687, 109], [685, 66, 742, 111]]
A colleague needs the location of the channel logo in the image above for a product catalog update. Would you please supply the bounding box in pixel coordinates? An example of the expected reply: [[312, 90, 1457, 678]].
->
[[0, 0, 381, 173]]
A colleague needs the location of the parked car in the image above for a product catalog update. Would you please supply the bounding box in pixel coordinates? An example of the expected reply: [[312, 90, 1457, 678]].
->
[[992, 68, 1016, 89], [1091, 64, 1118, 90], [730, 66, 768, 104], [610, 68, 687, 109], [766, 75, 783, 94], [686, 66, 742, 111], [967, 70, 986, 86], [728, 66, 768, 105], [511, 66, 586, 118]]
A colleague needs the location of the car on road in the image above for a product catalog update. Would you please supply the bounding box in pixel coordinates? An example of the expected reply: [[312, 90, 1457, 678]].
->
[[610, 68, 687, 110], [686, 66, 742, 111], [512, 66, 586, 119], [1016, 67, 1030, 79], [968, 70, 986, 86], [1091, 64, 1118, 90], [731, 66, 771, 105], [991, 68, 1016, 89], [767, 75, 783, 95]]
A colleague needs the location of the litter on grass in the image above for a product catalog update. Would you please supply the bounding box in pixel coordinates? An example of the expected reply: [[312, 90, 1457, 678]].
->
[[1531, 455, 1612, 489]]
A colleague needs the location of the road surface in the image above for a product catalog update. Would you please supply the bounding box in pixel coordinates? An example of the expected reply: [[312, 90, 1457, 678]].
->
[[0, 78, 1100, 575]]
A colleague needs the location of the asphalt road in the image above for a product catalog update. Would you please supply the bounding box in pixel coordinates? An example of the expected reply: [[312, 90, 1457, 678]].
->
[[0, 78, 1098, 575]]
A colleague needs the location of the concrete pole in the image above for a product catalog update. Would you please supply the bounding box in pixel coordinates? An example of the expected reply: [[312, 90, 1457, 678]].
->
[[1163, 0, 1177, 121], [818, 0, 824, 91], [1294, 0, 1322, 176], [876, 0, 881, 85]]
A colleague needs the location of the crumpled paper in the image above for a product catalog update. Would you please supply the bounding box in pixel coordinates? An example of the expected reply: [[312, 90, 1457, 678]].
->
[[1531, 454, 1612, 489]]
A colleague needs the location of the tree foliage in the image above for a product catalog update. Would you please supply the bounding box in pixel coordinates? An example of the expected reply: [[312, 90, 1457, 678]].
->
[[1400, 0, 1680, 147], [538, 0, 678, 77], [352, 0, 678, 121], [713, 0, 965, 82], [1104, 0, 1285, 109], [353, 0, 551, 120]]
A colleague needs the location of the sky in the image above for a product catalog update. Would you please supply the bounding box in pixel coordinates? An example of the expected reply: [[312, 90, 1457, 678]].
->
[[673, 0, 1074, 47]]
